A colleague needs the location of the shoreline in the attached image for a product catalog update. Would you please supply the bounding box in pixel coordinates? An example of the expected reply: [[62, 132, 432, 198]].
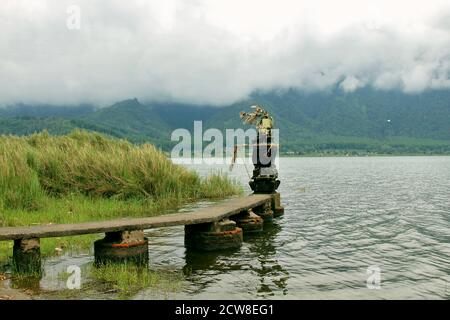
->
[[0, 280, 32, 300], [278, 153, 450, 157]]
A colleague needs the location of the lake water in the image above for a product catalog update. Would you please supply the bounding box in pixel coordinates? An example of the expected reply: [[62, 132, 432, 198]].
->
[[5, 157, 450, 299]]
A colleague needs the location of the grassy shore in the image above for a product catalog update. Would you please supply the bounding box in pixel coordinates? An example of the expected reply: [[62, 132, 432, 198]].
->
[[0, 130, 242, 261]]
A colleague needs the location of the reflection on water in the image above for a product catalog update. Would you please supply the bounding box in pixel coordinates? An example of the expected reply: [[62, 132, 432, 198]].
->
[[1, 156, 450, 299], [180, 221, 289, 298], [245, 223, 288, 296]]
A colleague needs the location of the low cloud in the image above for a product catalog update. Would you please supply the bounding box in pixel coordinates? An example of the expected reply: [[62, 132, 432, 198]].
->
[[1, 0, 450, 106]]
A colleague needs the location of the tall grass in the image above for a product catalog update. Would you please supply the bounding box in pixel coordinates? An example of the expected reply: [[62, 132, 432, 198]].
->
[[0, 130, 242, 227]]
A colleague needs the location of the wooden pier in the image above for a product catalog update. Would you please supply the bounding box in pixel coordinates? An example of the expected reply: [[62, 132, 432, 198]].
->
[[0, 193, 284, 272]]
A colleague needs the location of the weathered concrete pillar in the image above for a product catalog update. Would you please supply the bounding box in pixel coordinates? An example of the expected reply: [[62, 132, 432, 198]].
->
[[13, 238, 41, 275], [231, 209, 264, 233], [94, 230, 148, 265], [271, 192, 285, 217], [185, 219, 243, 251], [253, 201, 274, 222]]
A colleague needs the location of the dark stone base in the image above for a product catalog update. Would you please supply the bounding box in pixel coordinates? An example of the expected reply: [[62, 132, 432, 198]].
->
[[253, 202, 274, 222], [185, 219, 243, 251], [249, 177, 280, 194], [232, 209, 264, 233], [273, 206, 285, 217], [13, 238, 41, 275], [271, 192, 285, 217], [94, 231, 149, 265]]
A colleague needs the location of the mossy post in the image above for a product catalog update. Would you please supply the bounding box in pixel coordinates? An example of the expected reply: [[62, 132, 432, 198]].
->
[[13, 238, 42, 275], [271, 192, 285, 217], [185, 219, 243, 251], [94, 230, 149, 266]]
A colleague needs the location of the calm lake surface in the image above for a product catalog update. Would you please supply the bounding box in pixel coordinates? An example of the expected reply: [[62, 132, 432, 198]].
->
[[6, 157, 450, 299]]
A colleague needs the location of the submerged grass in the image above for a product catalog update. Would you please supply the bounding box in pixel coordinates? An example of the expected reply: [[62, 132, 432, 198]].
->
[[90, 263, 182, 299], [1, 262, 181, 300]]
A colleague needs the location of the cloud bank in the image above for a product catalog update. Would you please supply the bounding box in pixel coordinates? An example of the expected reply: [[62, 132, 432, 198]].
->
[[1, 0, 450, 106]]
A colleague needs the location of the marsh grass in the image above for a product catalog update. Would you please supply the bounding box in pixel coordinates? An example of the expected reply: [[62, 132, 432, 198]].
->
[[0, 130, 242, 263], [0, 130, 242, 224]]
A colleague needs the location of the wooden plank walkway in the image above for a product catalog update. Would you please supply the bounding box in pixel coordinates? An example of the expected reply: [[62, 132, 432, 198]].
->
[[0, 194, 271, 241]]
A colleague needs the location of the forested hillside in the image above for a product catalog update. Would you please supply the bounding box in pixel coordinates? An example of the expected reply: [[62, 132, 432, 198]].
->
[[1, 88, 449, 154]]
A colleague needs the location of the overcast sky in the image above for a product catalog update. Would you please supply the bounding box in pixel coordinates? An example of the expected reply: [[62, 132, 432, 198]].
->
[[1, 0, 450, 106]]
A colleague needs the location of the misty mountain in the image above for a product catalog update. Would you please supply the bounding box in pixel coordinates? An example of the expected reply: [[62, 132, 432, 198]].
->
[[0, 117, 77, 137], [0, 99, 172, 149], [0, 103, 95, 118], [152, 103, 218, 130], [74, 98, 172, 145], [202, 88, 450, 154], [0, 88, 449, 154]]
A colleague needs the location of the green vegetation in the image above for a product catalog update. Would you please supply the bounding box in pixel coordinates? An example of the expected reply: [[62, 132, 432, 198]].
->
[[90, 263, 182, 299], [0, 130, 241, 216], [279, 136, 450, 156], [1, 88, 449, 155], [1, 262, 181, 299], [0, 130, 242, 261], [0, 99, 173, 150], [45, 263, 182, 300], [206, 88, 450, 155]]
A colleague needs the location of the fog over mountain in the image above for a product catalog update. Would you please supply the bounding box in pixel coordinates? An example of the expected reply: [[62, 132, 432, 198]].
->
[[1, 0, 450, 106]]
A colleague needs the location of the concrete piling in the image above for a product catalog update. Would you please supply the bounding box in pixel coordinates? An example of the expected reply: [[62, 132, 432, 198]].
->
[[185, 219, 243, 251], [94, 230, 149, 265], [231, 209, 264, 233], [1, 194, 281, 271], [13, 238, 41, 275], [271, 192, 285, 217], [253, 201, 274, 222]]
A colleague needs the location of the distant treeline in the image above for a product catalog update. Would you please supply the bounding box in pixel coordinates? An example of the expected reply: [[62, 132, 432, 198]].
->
[[1, 88, 450, 155]]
